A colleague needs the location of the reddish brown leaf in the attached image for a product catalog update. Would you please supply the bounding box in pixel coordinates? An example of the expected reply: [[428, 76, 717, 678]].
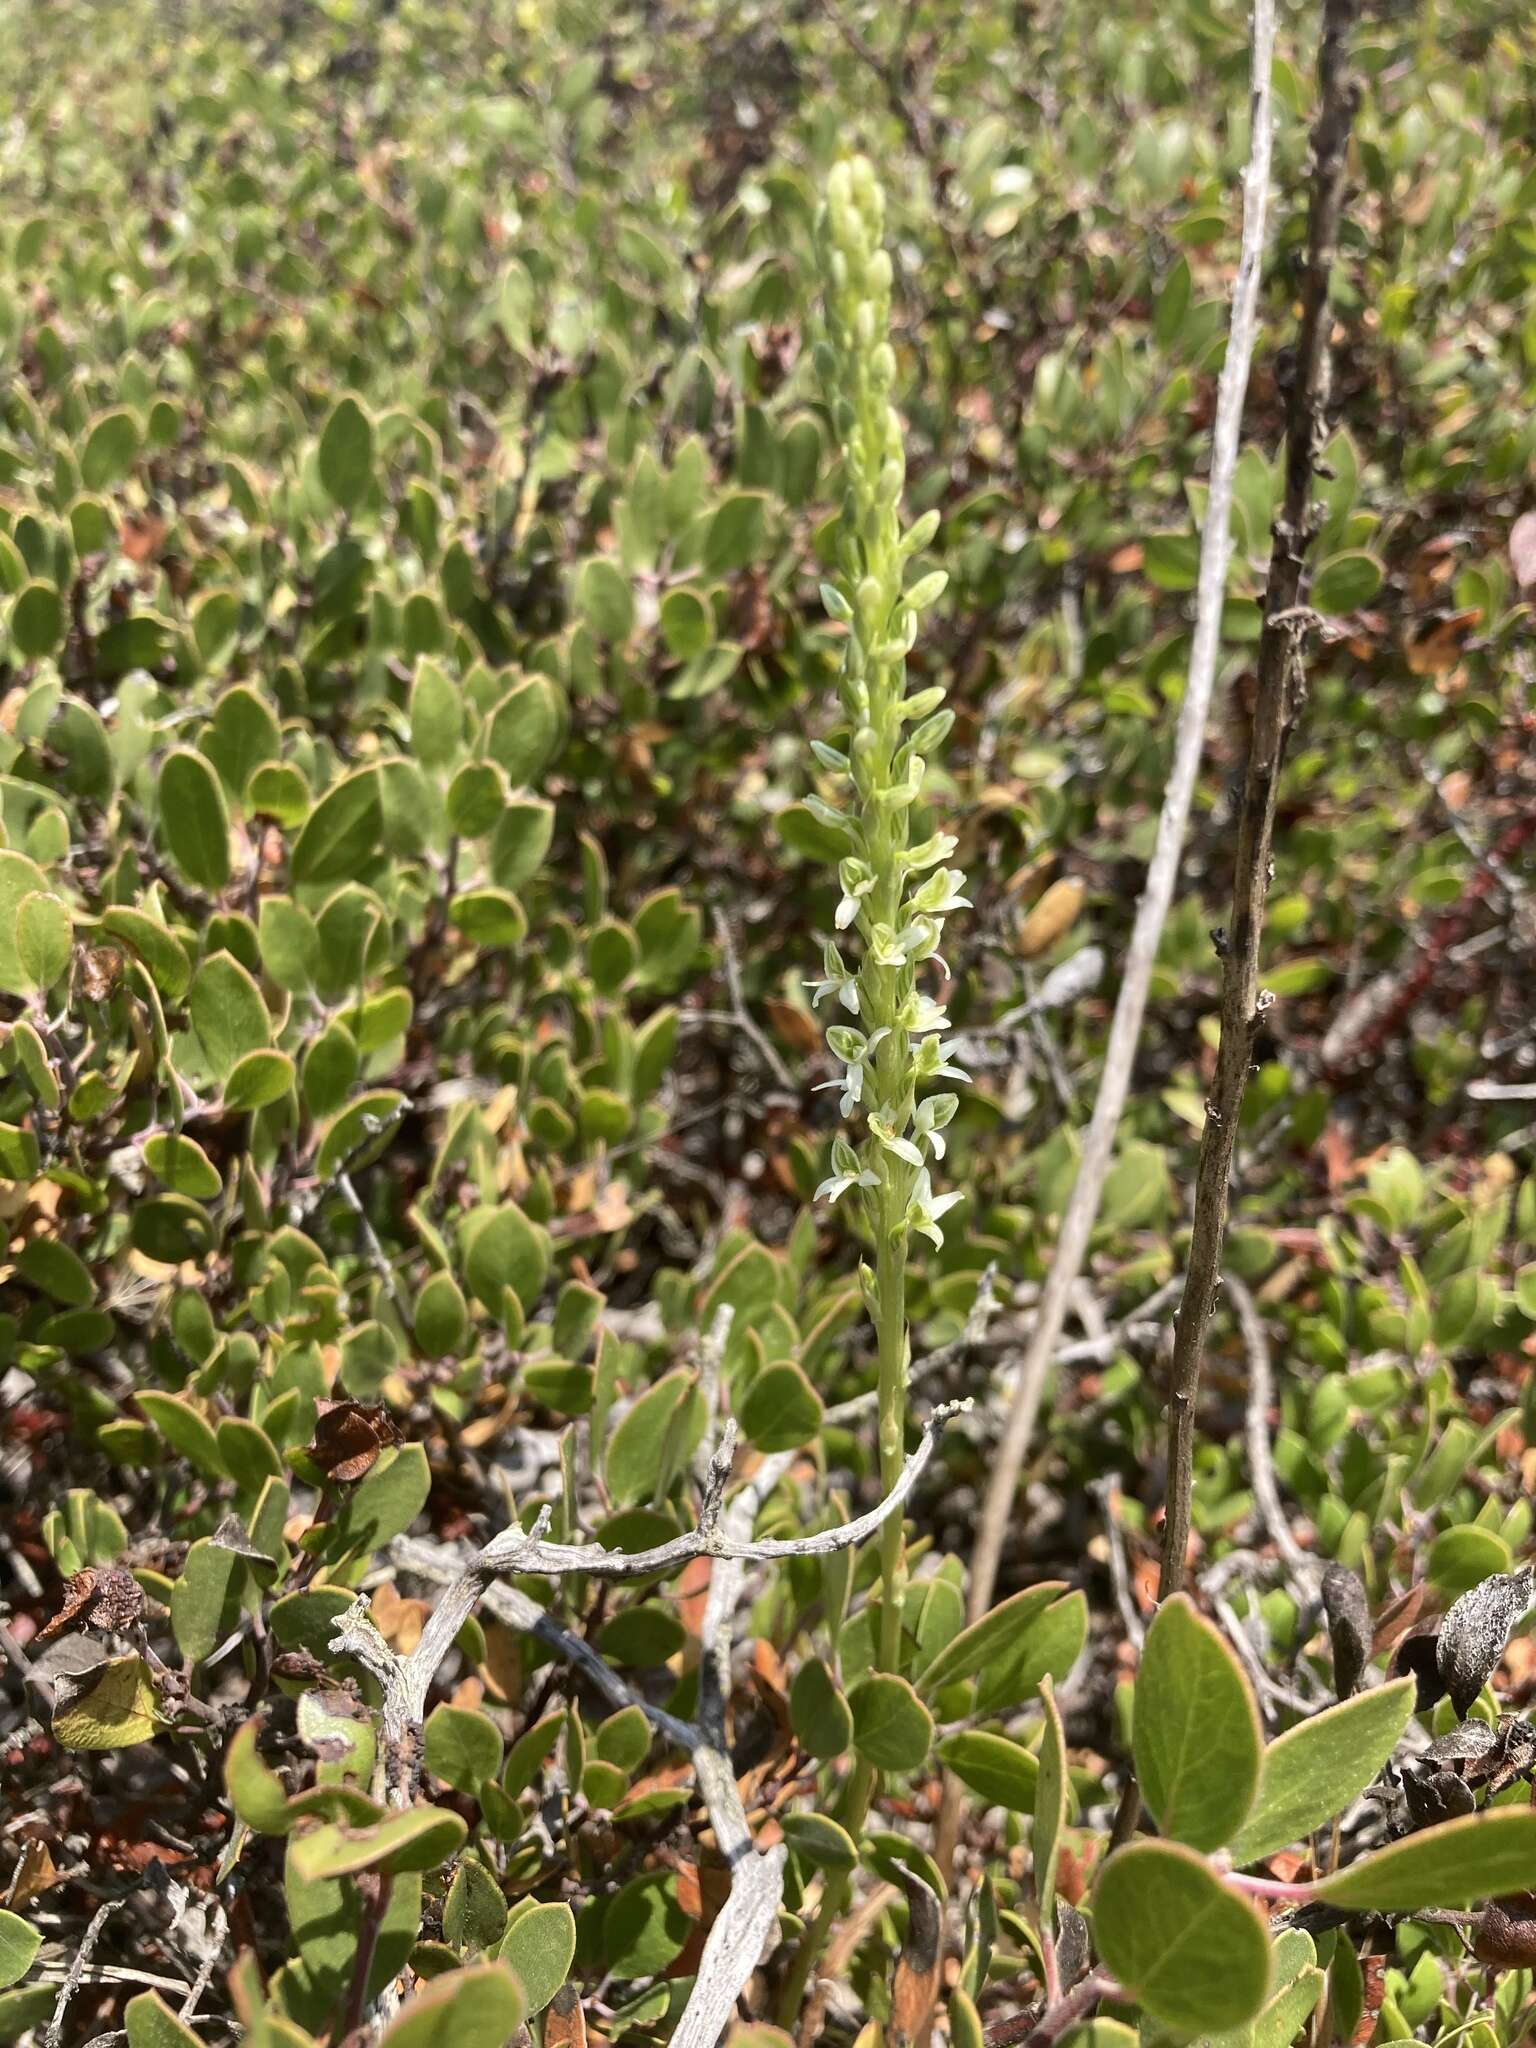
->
[[38, 1568, 100, 1641], [1351, 1955, 1386, 2046], [308, 1400, 400, 1482], [545, 1985, 587, 2048], [890, 1868, 942, 2047]]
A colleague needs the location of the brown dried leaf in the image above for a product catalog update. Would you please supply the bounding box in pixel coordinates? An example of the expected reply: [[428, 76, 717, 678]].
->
[[1404, 608, 1479, 676], [1371, 1581, 1430, 1657], [889, 1866, 942, 2047], [1017, 878, 1085, 960], [545, 1985, 587, 2048], [308, 1399, 400, 1482], [1351, 1955, 1386, 2046], [9, 1836, 58, 1906], [38, 1568, 100, 1641]]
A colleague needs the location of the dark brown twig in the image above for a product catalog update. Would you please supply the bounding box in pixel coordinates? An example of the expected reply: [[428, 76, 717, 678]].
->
[[1159, 0, 1361, 1606], [1114, 0, 1362, 1849], [967, 0, 1280, 1629]]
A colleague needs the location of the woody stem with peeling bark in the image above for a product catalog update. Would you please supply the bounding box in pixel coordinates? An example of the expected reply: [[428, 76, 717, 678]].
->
[[964, 0, 1280, 1632], [1159, 0, 1361, 1608], [1114, 0, 1362, 1848]]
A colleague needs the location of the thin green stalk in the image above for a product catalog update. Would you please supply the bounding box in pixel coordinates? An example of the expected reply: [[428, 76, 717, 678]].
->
[[874, 1217, 908, 1666], [783, 148, 969, 2028]]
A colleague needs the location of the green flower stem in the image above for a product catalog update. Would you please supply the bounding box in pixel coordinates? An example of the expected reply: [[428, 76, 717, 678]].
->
[[873, 1206, 908, 1665], [785, 149, 970, 2024]]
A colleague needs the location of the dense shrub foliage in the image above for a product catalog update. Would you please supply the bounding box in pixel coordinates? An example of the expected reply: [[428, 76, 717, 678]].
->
[[2, 2, 1535, 2046]]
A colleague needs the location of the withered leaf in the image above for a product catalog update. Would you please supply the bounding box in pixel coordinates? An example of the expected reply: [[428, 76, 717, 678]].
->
[[1322, 1562, 1371, 1700], [544, 1984, 587, 2048], [1056, 1900, 1091, 1986], [1403, 1766, 1475, 1831], [1436, 1568, 1535, 1718], [1421, 1719, 1498, 1772], [271, 1648, 329, 1686], [209, 1514, 277, 1565], [38, 1567, 100, 1641], [890, 1861, 942, 2048], [1392, 1625, 1446, 1712], [1472, 1897, 1536, 1968], [10, 1836, 57, 1906], [308, 1399, 401, 1482], [80, 946, 124, 1002], [87, 1567, 146, 1634]]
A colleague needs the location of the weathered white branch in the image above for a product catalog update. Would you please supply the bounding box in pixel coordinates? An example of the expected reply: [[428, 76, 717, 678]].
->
[[1229, 1272, 1316, 1586], [391, 1451, 803, 2047], [968, 0, 1280, 1625], [369, 1407, 967, 2037]]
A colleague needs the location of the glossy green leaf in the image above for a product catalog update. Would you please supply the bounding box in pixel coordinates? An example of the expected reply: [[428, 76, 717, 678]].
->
[[790, 1656, 853, 1761], [15, 891, 70, 990], [124, 1993, 201, 2048], [919, 1580, 1068, 1699], [443, 1859, 510, 1955], [936, 1730, 1038, 1810], [462, 1202, 549, 1317], [290, 767, 383, 886], [576, 557, 634, 640], [424, 1703, 503, 1792], [1311, 550, 1383, 614], [82, 408, 141, 489], [188, 951, 270, 1079], [377, 1964, 525, 2048], [289, 1806, 467, 1881], [849, 1672, 934, 1773], [0, 1913, 41, 1993], [739, 1358, 823, 1452]]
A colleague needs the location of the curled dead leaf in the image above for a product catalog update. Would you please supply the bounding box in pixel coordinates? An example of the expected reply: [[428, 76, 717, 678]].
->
[[1017, 877, 1085, 960], [308, 1399, 400, 1482]]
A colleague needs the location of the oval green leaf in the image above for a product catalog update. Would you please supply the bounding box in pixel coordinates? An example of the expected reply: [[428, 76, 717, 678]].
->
[[1133, 1593, 1261, 1851], [1092, 1840, 1273, 2033], [1230, 1678, 1414, 1866]]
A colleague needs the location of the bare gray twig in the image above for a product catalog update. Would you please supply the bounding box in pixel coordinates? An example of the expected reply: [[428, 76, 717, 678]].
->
[[709, 907, 798, 1094], [1230, 1273, 1315, 1585], [44, 1900, 119, 2048]]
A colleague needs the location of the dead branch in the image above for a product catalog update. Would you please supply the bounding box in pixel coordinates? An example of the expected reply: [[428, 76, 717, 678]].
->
[[967, 0, 1282, 1628], [1109, 0, 1362, 1848], [1159, 0, 1362, 1605]]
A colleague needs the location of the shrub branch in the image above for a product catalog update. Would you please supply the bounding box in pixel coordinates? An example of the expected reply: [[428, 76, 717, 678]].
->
[[1113, 0, 1362, 1846], [966, 0, 1282, 1628]]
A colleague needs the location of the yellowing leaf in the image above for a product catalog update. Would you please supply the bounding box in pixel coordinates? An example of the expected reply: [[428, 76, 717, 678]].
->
[[53, 1654, 158, 1750]]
